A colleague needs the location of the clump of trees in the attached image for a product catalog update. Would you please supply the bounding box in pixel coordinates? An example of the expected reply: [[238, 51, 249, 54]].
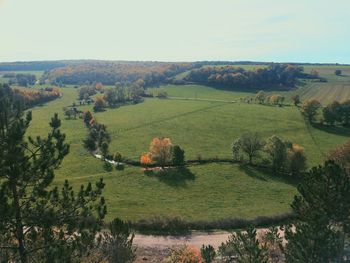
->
[[10, 85, 61, 108], [63, 106, 81, 119], [103, 81, 145, 107], [0, 84, 107, 262], [6, 73, 37, 86], [232, 133, 307, 176], [291, 94, 301, 106], [185, 64, 305, 90], [83, 111, 111, 159], [43, 61, 193, 86], [301, 99, 322, 122], [254, 91, 285, 106], [141, 138, 185, 168]]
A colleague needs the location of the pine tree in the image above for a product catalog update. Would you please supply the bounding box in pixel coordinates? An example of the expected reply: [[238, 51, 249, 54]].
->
[[0, 84, 107, 262]]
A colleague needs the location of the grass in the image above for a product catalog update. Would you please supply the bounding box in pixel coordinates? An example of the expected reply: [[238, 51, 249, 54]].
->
[[23, 81, 350, 223]]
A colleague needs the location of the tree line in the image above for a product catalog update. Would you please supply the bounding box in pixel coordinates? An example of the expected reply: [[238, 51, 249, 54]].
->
[[184, 64, 318, 90], [3, 73, 37, 87], [43, 61, 194, 86]]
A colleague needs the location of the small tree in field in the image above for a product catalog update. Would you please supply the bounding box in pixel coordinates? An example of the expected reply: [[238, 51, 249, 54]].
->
[[301, 99, 321, 122], [149, 137, 172, 168], [172, 145, 185, 166], [264, 135, 287, 172], [287, 143, 307, 176], [93, 96, 106, 112], [335, 69, 342, 76], [239, 132, 264, 164], [255, 91, 266, 104], [291, 94, 301, 106], [140, 153, 152, 168], [83, 110, 93, 127]]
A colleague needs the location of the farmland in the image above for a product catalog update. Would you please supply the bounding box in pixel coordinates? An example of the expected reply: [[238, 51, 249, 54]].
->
[[21, 63, 350, 222]]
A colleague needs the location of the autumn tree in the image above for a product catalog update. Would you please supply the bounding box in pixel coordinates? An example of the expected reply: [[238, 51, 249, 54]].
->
[[149, 137, 172, 168], [0, 85, 106, 262], [104, 88, 117, 107], [301, 99, 321, 122], [166, 245, 202, 263], [255, 91, 266, 104], [291, 94, 301, 106], [93, 96, 106, 112], [329, 139, 350, 175], [140, 153, 152, 168], [287, 144, 307, 176]]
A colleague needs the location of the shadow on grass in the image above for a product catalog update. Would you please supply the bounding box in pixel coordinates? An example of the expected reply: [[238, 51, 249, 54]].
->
[[311, 123, 350, 137], [144, 167, 195, 187], [238, 165, 298, 187]]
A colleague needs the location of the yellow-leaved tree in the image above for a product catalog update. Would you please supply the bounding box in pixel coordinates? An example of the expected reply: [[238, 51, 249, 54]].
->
[[149, 137, 172, 168]]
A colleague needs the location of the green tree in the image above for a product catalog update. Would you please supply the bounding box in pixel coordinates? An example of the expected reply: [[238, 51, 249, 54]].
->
[[301, 99, 321, 122], [323, 101, 341, 125], [99, 218, 136, 263], [0, 85, 107, 263], [83, 110, 93, 127], [291, 94, 301, 106], [104, 88, 117, 107], [219, 227, 269, 263], [172, 145, 185, 166], [239, 133, 264, 164], [340, 99, 350, 126], [264, 135, 287, 172], [200, 245, 216, 263], [284, 161, 350, 261], [335, 69, 342, 76]]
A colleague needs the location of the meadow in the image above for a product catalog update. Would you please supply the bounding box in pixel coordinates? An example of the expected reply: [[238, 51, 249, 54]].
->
[[23, 70, 350, 222]]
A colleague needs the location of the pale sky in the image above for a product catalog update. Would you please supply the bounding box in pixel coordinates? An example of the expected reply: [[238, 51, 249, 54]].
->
[[0, 0, 349, 63]]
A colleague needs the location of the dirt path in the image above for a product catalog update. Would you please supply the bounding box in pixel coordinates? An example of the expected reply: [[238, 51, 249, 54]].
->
[[134, 228, 279, 249]]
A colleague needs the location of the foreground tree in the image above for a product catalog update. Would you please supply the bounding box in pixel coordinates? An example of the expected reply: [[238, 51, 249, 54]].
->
[[99, 218, 136, 263], [323, 101, 341, 125], [283, 161, 350, 261], [200, 245, 216, 263], [301, 99, 321, 122], [218, 227, 269, 263], [0, 85, 107, 262], [166, 245, 202, 263]]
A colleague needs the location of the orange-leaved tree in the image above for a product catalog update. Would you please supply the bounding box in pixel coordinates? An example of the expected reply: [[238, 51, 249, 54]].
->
[[140, 153, 152, 168], [149, 137, 172, 168]]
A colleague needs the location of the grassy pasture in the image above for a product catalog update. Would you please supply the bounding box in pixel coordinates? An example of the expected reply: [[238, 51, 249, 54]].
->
[[24, 81, 350, 222]]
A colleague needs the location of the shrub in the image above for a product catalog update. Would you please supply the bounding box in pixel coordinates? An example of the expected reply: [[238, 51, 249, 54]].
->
[[200, 245, 216, 263], [165, 245, 202, 263]]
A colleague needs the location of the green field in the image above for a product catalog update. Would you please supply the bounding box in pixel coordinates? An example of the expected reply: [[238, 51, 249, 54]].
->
[[24, 76, 350, 222]]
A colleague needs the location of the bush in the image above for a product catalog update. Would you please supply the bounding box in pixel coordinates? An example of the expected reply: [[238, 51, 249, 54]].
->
[[200, 245, 216, 263], [115, 163, 125, 171], [165, 245, 202, 263]]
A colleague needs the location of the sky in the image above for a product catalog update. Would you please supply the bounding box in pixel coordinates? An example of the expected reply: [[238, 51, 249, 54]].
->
[[0, 0, 349, 63]]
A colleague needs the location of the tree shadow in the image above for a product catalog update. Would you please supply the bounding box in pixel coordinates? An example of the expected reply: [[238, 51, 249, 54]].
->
[[144, 167, 196, 188], [238, 165, 298, 186], [311, 123, 350, 137]]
